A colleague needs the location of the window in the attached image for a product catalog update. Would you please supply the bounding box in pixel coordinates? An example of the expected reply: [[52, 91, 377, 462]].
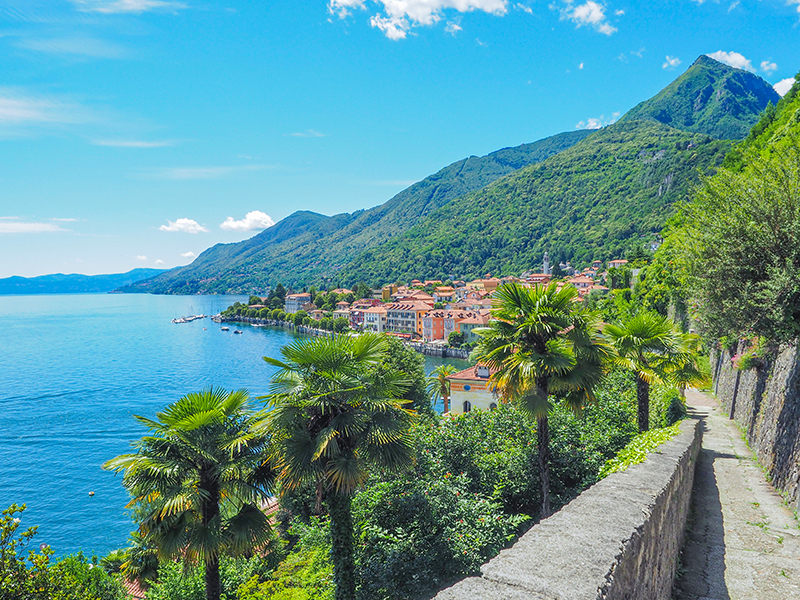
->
[[463, 401, 471, 413], [463, 384, 471, 391]]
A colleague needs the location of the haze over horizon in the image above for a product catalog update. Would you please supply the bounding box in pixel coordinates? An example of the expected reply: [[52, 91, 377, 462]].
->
[[2, 0, 798, 279]]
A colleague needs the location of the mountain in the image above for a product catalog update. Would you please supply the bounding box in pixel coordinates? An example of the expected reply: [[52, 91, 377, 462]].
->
[[339, 56, 780, 284], [125, 55, 780, 294], [621, 55, 780, 140], [121, 130, 592, 294], [341, 121, 731, 284], [0, 268, 167, 295]]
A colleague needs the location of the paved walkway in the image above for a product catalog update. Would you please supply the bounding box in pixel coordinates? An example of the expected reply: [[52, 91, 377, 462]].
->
[[674, 389, 800, 600]]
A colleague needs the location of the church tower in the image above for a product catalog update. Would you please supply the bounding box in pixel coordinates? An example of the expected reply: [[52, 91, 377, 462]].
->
[[543, 252, 550, 275]]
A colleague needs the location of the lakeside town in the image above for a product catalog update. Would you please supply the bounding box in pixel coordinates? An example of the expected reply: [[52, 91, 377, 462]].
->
[[226, 253, 629, 344], [220, 254, 634, 416]]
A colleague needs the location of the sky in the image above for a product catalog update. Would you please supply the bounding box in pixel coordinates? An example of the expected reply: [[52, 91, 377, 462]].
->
[[1, 0, 798, 278]]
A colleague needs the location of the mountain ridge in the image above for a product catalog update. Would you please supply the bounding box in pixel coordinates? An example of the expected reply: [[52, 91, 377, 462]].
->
[[123, 55, 781, 293], [121, 130, 592, 293], [0, 268, 167, 295]]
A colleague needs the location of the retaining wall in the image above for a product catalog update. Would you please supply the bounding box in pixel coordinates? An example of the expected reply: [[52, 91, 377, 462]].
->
[[434, 418, 703, 600], [712, 343, 800, 511]]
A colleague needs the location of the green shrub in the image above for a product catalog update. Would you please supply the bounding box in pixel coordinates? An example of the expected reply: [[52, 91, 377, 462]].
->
[[598, 422, 682, 479], [649, 386, 687, 429]]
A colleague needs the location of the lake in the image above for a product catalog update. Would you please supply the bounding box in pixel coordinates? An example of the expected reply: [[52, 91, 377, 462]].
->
[[0, 293, 467, 557]]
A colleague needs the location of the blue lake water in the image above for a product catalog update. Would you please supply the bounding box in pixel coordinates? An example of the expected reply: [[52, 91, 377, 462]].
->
[[0, 293, 467, 557]]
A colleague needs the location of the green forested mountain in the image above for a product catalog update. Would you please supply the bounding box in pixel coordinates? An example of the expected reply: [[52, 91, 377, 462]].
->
[[621, 55, 780, 140], [336, 56, 780, 285], [125, 56, 780, 294], [341, 121, 731, 284], [123, 130, 591, 294]]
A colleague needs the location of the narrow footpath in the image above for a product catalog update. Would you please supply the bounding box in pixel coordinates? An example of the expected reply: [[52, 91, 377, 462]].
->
[[674, 389, 800, 600]]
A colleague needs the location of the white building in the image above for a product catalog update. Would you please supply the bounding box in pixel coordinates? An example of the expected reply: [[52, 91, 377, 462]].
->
[[285, 293, 312, 314]]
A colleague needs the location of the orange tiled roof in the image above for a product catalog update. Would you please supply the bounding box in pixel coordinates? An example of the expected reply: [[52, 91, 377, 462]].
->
[[447, 364, 498, 381]]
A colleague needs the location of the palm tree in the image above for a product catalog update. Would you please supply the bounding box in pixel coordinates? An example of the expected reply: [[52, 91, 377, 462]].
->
[[474, 282, 608, 518], [259, 333, 415, 600], [426, 364, 459, 413], [103, 388, 274, 600], [604, 311, 701, 432]]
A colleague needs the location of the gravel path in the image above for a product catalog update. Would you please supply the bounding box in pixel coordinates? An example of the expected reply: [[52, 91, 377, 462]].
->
[[674, 389, 800, 600]]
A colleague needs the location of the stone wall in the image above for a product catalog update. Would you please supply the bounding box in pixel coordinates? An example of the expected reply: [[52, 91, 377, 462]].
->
[[712, 343, 800, 511], [434, 418, 702, 600]]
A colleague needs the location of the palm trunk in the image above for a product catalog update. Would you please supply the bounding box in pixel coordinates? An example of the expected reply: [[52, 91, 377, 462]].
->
[[201, 475, 221, 600], [444, 393, 449, 413], [205, 557, 221, 600], [326, 492, 356, 600], [536, 378, 551, 519], [537, 415, 551, 519], [636, 373, 650, 433]]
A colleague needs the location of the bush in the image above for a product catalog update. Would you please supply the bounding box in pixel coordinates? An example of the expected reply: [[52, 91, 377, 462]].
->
[[649, 386, 687, 429], [0, 504, 124, 600], [145, 556, 266, 600]]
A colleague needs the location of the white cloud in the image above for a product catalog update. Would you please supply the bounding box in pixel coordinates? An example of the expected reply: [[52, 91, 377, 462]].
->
[[136, 255, 147, 260], [707, 50, 754, 72], [516, 3, 533, 14], [155, 259, 165, 264], [287, 129, 325, 138], [150, 165, 274, 180], [774, 78, 796, 97], [180, 251, 196, 258], [579, 62, 584, 69], [0, 90, 91, 126], [220, 211, 275, 232], [70, 0, 187, 13], [561, 1, 617, 35], [159, 218, 209, 233], [663, 55, 681, 69], [93, 139, 175, 148], [445, 21, 463, 34], [614, 8, 624, 15], [575, 111, 620, 130], [760, 60, 778, 75], [329, 0, 508, 39], [0, 218, 67, 234], [17, 37, 128, 59]]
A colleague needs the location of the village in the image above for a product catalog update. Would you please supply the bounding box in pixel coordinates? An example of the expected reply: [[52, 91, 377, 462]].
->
[[238, 255, 630, 417], [279, 254, 626, 344]]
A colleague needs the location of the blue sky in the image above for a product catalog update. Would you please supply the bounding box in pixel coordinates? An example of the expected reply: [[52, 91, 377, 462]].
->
[[1, 0, 798, 278]]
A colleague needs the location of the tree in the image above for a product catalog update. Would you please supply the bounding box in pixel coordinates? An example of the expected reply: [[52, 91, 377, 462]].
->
[[603, 311, 700, 432], [426, 364, 458, 413], [683, 140, 800, 343], [103, 388, 275, 600], [260, 334, 415, 600], [473, 283, 607, 518], [447, 331, 465, 347]]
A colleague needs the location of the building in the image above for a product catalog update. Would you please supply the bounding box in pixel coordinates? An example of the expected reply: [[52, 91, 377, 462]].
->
[[363, 306, 388, 333], [457, 311, 492, 343], [446, 364, 499, 414], [543, 251, 551, 275], [608, 259, 629, 269], [384, 301, 432, 337], [433, 286, 456, 304], [285, 293, 312, 314]]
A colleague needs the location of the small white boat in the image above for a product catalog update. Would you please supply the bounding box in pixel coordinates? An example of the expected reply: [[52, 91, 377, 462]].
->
[[233, 330, 243, 335], [220, 326, 230, 331]]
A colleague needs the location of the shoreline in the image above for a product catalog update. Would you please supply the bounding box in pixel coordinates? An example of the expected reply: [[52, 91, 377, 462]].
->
[[217, 316, 471, 360]]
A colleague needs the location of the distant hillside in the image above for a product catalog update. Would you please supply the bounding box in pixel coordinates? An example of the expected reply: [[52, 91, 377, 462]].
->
[[337, 55, 780, 285], [123, 56, 779, 294], [120, 130, 592, 294], [340, 120, 731, 284], [0, 268, 167, 295], [621, 55, 780, 140]]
